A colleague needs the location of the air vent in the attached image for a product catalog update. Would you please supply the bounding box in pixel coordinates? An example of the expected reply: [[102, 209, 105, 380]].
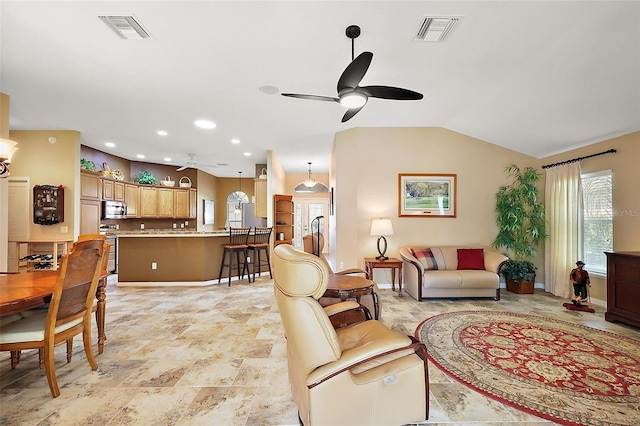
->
[[99, 15, 151, 40], [415, 16, 461, 42]]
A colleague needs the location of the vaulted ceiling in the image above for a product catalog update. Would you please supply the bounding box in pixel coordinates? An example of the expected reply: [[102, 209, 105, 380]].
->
[[2, 1, 638, 177]]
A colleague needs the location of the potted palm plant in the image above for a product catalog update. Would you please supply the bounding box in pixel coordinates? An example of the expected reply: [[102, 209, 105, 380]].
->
[[492, 164, 547, 294]]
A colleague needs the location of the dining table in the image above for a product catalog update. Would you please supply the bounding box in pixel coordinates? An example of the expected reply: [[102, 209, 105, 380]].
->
[[0, 270, 109, 354]]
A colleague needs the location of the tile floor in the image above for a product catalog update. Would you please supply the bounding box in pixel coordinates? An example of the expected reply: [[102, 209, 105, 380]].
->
[[2, 275, 639, 425]]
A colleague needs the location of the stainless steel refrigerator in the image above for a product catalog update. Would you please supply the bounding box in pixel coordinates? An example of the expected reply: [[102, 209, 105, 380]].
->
[[242, 203, 267, 227]]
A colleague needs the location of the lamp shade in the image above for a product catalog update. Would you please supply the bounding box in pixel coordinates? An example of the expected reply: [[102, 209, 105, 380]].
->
[[370, 218, 394, 236], [0, 138, 18, 163]]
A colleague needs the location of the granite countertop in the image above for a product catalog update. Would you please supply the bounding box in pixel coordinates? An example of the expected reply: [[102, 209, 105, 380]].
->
[[105, 230, 229, 237]]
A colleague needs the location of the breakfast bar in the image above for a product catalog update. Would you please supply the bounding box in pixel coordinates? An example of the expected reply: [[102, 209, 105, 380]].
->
[[116, 231, 248, 284]]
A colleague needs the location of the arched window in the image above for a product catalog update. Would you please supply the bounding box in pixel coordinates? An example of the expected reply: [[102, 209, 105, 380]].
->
[[226, 190, 249, 228]]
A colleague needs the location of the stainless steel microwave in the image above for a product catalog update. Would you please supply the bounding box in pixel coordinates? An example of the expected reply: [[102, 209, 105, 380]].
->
[[101, 200, 127, 219]]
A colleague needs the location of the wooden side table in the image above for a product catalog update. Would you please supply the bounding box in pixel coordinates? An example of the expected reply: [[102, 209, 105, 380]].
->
[[364, 257, 403, 297]]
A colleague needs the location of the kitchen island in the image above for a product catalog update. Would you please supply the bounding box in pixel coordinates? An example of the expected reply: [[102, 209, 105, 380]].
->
[[115, 231, 264, 285]]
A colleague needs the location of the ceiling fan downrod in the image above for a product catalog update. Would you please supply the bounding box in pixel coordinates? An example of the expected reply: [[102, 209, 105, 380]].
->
[[345, 25, 361, 61]]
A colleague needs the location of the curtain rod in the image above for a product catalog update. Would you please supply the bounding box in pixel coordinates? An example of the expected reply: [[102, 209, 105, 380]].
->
[[541, 148, 617, 169]]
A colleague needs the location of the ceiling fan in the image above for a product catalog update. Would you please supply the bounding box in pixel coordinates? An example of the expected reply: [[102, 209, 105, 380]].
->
[[176, 153, 217, 172], [281, 25, 423, 122]]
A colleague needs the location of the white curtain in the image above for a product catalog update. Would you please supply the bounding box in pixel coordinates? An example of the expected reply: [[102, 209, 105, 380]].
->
[[544, 162, 582, 299]]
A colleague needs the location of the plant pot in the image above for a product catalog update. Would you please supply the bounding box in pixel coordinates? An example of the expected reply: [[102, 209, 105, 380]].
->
[[506, 275, 535, 294]]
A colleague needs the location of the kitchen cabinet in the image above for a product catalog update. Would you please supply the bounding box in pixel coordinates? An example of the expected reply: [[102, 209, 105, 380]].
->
[[125, 183, 139, 218], [274, 194, 294, 246], [80, 199, 100, 235], [80, 171, 101, 200], [80, 170, 100, 233], [605, 251, 640, 328], [157, 188, 174, 218], [254, 178, 267, 218], [103, 179, 125, 202], [189, 189, 197, 219], [139, 186, 158, 217], [174, 189, 190, 218]]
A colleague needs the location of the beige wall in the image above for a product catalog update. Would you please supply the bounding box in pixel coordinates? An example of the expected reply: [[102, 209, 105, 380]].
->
[[0, 93, 10, 271], [539, 131, 640, 300], [9, 130, 80, 241], [332, 127, 539, 275]]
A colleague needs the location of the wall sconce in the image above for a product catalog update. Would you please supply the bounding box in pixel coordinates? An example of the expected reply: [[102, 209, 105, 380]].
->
[[0, 138, 19, 178], [370, 218, 394, 260], [0, 138, 19, 164]]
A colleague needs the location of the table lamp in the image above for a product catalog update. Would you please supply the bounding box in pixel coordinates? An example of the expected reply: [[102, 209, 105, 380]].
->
[[370, 218, 394, 260]]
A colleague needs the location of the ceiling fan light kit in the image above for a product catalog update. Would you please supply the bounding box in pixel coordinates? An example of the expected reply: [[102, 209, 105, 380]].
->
[[281, 25, 423, 122], [339, 91, 368, 109]]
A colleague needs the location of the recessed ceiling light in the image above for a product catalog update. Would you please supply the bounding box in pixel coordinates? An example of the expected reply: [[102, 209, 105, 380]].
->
[[195, 120, 216, 129], [136, 154, 145, 159], [157, 130, 168, 136], [105, 142, 115, 148], [164, 157, 172, 162], [243, 152, 251, 157], [231, 139, 240, 144]]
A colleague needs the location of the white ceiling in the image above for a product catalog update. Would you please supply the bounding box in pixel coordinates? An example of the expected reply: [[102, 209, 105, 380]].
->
[[2, 1, 639, 177]]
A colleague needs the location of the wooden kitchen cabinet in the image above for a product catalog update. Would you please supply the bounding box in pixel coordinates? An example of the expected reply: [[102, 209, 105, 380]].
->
[[254, 178, 267, 218], [139, 186, 158, 217], [174, 189, 190, 218], [103, 180, 125, 202], [80, 171, 101, 200], [157, 188, 174, 218], [189, 189, 197, 219], [125, 183, 139, 218], [80, 199, 100, 235]]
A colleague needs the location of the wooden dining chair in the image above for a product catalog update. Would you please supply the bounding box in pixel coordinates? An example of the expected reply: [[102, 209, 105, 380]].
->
[[75, 234, 110, 354], [0, 238, 106, 397]]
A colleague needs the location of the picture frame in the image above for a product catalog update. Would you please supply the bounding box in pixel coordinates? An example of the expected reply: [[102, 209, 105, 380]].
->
[[398, 173, 457, 217], [203, 199, 214, 225]]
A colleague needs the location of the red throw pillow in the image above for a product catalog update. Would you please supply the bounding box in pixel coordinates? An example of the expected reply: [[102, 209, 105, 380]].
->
[[457, 248, 485, 270]]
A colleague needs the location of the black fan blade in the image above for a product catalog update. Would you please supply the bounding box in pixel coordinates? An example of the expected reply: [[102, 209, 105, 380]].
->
[[281, 93, 339, 102], [341, 105, 365, 122], [337, 51, 373, 93], [361, 85, 423, 100]]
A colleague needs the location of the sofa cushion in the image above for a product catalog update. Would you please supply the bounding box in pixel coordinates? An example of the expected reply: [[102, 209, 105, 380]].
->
[[412, 248, 438, 270], [457, 248, 485, 270], [422, 271, 462, 288]]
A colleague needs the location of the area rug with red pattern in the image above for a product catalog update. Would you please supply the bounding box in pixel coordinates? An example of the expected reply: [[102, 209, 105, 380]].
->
[[415, 311, 640, 426]]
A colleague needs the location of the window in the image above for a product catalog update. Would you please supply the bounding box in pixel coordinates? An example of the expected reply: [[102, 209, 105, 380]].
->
[[225, 191, 249, 228], [581, 170, 612, 274]]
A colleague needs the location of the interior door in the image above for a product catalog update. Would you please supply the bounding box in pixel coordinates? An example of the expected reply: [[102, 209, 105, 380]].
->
[[294, 198, 329, 254], [7, 177, 30, 271]]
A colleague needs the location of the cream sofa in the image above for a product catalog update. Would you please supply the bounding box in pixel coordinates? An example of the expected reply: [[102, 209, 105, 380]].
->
[[399, 246, 508, 301]]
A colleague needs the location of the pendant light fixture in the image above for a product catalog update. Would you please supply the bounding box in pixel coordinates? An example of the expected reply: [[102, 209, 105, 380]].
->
[[303, 162, 316, 188], [234, 171, 243, 214]]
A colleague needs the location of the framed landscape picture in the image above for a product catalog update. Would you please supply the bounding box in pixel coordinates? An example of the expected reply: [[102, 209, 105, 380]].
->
[[398, 173, 457, 217]]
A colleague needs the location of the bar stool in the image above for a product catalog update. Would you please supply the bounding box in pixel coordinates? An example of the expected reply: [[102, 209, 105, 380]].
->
[[218, 227, 251, 286], [248, 227, 273, 282]]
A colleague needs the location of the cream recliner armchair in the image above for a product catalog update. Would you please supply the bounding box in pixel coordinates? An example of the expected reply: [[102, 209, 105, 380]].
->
[[273, 244, 428, 426]]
